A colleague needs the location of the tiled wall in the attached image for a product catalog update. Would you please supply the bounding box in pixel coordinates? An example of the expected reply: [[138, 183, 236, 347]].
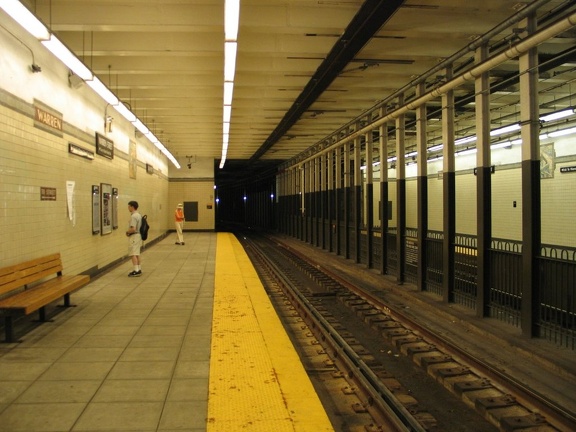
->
[[0, 100, 170, 276], [340, 148, 576, 247], [168, 178, 216, 231], [0, 19, 217, 275]]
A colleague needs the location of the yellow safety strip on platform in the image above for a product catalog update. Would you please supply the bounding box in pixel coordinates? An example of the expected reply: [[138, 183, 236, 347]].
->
[[208, 233, 334, 431]]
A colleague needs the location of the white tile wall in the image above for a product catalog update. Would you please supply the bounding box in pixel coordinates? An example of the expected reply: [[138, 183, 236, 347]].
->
[[168, 180, 215, 231], [0, 104, 170, 275]]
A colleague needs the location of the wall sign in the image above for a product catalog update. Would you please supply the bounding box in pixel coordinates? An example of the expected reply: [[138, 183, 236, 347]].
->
[[40, 187, 57, 201], [96, 133, 114, 159], [560, 166, 576, 173], [33, 100, 63, 137], [473, 166, 495, 175], [69, 143, 94, 160]]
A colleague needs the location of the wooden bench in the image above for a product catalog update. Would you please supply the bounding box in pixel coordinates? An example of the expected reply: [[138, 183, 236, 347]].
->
[[0, 253, 90, 342]]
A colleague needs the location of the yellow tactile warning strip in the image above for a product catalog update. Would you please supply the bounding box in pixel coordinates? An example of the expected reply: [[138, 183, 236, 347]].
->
[[208, 233, 335, 431]]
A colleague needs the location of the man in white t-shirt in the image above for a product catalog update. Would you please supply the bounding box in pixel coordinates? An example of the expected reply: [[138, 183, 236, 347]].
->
[[126, 200, 142, 277]]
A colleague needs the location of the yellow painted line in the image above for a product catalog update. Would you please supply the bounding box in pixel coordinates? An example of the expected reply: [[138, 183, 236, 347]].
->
[[208, 233, 334, 432]]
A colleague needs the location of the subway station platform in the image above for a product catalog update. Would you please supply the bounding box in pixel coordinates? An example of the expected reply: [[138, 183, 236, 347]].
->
[[0, 232, 334, 432]]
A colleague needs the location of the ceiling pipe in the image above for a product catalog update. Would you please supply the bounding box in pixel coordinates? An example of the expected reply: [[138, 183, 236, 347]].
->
[[288, 10, 576, 168], [280, 0, 556, 168], [374, 0, 555, 111], [248, 0, 405, 163]]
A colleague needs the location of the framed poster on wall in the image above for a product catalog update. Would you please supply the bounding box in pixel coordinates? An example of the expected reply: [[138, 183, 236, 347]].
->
[[92, 185, 100, 234], [101, 183, 113, 235]]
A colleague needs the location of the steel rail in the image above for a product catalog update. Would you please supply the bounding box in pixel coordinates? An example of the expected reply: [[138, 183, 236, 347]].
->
[[278, 242, 576, 432], [242, 236, 428, 432]]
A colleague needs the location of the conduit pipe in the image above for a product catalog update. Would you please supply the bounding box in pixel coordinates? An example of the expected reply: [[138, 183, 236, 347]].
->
[[291, 10, 576, 168], [374, 0, 554, 114]]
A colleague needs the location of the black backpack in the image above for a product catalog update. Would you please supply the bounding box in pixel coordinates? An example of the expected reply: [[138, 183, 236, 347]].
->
[[140, 214, 150, 241]]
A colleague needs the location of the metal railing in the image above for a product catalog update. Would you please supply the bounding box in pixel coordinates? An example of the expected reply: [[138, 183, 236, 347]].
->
[[278, 212, 575, 349], [539, 245, 576, 349]]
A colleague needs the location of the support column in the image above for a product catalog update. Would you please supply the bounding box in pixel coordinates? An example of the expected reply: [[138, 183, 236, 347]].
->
[[416, 83, 428, 291], [476, 44, 492, 317], [379, 107, 389, 274], [314, 156, 320, 247], [442, 66, 456, 303], [327, 149, 334, 253], [354, 133, 362, 264], [366, 130, 374, 269], [306, 159, 313, 244], [293, 166, 299, 238], [320, 152, 327, 250], [335, 146, 343, 256], [396, 94, 406, 284], [343, 141, 351, 259], [520, 15, 541, 338], [288, 168, 293, 236], [300, 162, 306, 241]]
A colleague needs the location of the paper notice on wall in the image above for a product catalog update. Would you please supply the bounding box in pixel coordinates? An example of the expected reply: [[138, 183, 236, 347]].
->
[[66, 180, 76, 226]]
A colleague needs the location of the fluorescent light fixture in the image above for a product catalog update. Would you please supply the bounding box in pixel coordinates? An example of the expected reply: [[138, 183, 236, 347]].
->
[[42, 37, 93, 80], [113, 102, 136, 122], [133, 119, 150, 135], [86, 77, 119, 105], [223, 122, 230, 134], [490, 123, 520, 137], [455, 135, 477, 146], [428, 144, 443, 152], [165, 152, 180, 169], [224, 42, 237, 81], [225, 0, 240, 41], [540, 109, 574, 122], [219, 152, 227, 169], [1, 1, 181, 169], [146, 132, 160, 145], [224, 81, 234, 105], [221, 1, 241, 168], [223, 105, 232, 123], [0, 0, 50, 39], [549, 126, 576, 137], [490, 141, 512, 150]]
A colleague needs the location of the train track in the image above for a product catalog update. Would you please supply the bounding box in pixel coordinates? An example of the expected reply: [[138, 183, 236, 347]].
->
[[237, 232, 575, 432]]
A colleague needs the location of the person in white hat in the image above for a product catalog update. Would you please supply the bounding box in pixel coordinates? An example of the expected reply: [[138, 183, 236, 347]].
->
[[174, 203, 185, 245]]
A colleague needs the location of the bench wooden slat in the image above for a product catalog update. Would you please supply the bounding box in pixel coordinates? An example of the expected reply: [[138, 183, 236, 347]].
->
[[0, 253, 63, 296], [0, 253, 90, 342], [0, 275, 89, 314]]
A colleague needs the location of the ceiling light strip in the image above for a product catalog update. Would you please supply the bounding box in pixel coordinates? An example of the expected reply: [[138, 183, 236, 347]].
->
[[0, 0, 181, 169], [427, 107, 576, 153], [220, 0, 240, 169]]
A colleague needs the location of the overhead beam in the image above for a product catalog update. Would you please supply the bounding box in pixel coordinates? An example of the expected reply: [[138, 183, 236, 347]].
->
[[248, 0, 405, 163]]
